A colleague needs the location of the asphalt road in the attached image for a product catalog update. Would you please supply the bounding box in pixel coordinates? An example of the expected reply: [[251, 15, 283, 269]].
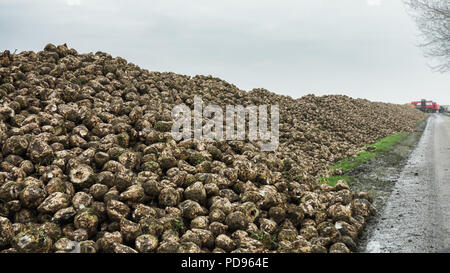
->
[[363, 114, 450, 253]]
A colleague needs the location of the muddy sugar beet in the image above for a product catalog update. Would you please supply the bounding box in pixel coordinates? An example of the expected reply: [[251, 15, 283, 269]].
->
[[0, 44, 425, 253]]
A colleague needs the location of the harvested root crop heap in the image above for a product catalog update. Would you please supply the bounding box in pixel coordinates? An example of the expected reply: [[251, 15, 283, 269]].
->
[[0, 44, 425, 253]]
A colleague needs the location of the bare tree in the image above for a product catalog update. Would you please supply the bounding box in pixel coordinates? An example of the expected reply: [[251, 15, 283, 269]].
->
[[404, 0, 450, 72]]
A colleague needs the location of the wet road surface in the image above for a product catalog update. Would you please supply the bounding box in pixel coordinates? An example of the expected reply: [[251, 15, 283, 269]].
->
[[362, 114, 450, 253]]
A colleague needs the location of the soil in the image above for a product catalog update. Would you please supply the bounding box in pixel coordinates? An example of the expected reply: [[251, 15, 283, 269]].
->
[[345, 116, 429, 252]]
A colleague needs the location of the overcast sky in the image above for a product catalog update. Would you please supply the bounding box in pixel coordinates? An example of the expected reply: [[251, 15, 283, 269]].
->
[[1, 0, 448, 104]]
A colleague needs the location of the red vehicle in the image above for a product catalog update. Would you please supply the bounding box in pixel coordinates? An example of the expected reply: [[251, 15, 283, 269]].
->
[[434, 102, 440, 112], [411, 99, 440, 113]]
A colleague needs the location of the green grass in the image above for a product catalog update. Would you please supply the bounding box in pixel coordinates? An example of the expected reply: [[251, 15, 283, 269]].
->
[[250, 230, 278, 250], [172, 218, 185, 233], [319, 175, 353, 186], [321, 132, 408, 186]]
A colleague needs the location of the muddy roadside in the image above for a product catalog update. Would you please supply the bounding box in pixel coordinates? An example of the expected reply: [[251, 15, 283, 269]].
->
[[345, 117, 429, 252]]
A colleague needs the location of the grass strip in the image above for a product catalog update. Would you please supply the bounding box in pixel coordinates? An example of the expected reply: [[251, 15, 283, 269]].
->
[[321, 132, 408, 186]]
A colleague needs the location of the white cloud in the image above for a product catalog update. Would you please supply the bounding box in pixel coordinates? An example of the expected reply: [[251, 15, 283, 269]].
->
[[367, 0, 381, 6], [66, 0, 81, 6]]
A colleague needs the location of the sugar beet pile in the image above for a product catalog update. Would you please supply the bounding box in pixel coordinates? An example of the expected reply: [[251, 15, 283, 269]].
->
[[0, 44, 425, 253]]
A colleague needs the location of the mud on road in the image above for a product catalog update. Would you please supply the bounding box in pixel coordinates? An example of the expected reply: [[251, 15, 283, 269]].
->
[[352, 114, 450, 253]]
